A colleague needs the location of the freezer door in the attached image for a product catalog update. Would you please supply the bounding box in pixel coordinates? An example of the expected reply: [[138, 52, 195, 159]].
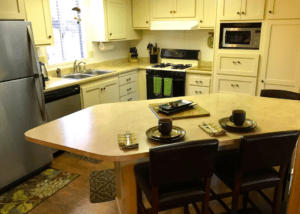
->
[[0, 21, 35, 82], [0, 77, 53, 190]]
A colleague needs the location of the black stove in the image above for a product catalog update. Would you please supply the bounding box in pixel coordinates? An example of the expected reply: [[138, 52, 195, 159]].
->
[[151, 63, 172, 68], [171, 64, 193, 70]]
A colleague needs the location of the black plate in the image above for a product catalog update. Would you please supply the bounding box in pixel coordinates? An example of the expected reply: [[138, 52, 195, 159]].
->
[[158, 103, 197, 115], [158, 100, 193, 111], [219, 117, 257, 132], [146, 126, 186, 143]]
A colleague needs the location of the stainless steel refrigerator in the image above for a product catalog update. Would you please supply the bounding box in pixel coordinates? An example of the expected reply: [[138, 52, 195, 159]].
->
[[0, 21, 53, 191]]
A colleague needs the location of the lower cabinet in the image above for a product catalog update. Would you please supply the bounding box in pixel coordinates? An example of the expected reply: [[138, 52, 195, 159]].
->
[[119, 71, 139, 102], [81, 78, 119, 109], [214, 75, 257, 96], [120, 92, 139, 102], [185, 74, 211, 96]]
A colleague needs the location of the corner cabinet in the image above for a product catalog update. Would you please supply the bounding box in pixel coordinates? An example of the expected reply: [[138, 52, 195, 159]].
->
[[153, 0, 196, 19], [90, 0, 141, 41], [267, 0, 300, 20], [219, 0, 265, 21], [132, 0, 150, 28], [24, 0, 54, 46], [81, 78, 119, 109], [259, 20, 300, 93], [0, 0, 26, 20]]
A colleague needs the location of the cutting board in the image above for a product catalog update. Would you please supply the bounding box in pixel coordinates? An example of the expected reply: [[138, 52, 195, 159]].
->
[[149, 102, 210, 120]]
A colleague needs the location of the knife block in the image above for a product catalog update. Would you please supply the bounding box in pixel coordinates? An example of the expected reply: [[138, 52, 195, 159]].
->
[[150, 54, 158, 64]]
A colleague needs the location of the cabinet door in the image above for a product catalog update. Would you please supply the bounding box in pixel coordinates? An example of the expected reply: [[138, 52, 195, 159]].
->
[[199, 0, 216, 28], [173, 0, 196, 18], [267, 0, 300, 20], [219, 0, 242, 21], [81, 84, 102, 109], [24, 0, 53, 45], [240, 0, 265, 20], [132, 0, 150, 28], [153, 0, 174, 18], [0, 0, 26, 20], [99, 79, 120, 104], [260, 20, 300, 92], [107, 0, 126, 40]]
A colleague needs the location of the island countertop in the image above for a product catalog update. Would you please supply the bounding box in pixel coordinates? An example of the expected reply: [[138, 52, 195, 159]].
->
[[25, 94, 300, 161]]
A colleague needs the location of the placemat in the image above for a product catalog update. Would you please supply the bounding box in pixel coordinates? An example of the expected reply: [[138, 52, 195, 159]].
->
[[149, 102, 210, 120]]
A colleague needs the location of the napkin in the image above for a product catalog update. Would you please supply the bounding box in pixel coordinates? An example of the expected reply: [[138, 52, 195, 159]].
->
[[199, 123, 226, 137], [118, 133, 139, 150]]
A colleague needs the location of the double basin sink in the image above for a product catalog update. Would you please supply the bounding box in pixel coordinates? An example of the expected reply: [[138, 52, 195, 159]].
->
[[61, 69, 114, 80]]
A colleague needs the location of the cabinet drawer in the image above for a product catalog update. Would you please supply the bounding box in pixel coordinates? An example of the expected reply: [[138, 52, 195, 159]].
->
[[216, 75, 257, 96], [119, 71, 137, 86], [120, 92, 138, 102], [189, 76, 211, 87], [189, 86, 210, 95], [119, 82, 137, 97], [216, 53, 259, 77]]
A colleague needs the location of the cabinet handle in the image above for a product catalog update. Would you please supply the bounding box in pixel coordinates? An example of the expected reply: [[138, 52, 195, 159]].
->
[[235, 84, 239, 87], [195, 91, 198, 93], [269, 10, 273, 14], [104, 87, 106, 90], [110, 33, 112, 36], [170, 11, 173, 13], [237, 61, 241, 64], [233, 61, 236, 64], [241, 12, 245, 15], [127, 88, 132, 91], [146, 21, 148, 24], [261, 80, 264, 83], [200, 20, 203, 23], [199, 91, 202, 94], [231, 84, 234, 87], [48, 35, 52, 39], [237, 12, 240, 15], [196, 80, 203, 84], [127, 78, 131, 81], [128, 98, 132, 101], [173, 11, 176, 13], [101, 88, 103, 91]]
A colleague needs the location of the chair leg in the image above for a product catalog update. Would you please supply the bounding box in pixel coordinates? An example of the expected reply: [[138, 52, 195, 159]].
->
[[184, 205, 190, 214], [243, 192, 249, 213], [202, 178, 212, 214], [273, 165, 288, 214], [231, 173, 242, 214], [151, 187, 159, 214], [281, 164, 291, 202], [136, 181, 144, 214]]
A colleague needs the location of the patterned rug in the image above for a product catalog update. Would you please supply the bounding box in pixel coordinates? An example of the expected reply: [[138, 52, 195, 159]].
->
[[0, 168, 79, 214], [64, 152, 103, 164], [89, 169, 116, 203]]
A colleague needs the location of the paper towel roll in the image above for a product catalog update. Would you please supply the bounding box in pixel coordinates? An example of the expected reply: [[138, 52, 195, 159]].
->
[[99, 42, 115, 51]]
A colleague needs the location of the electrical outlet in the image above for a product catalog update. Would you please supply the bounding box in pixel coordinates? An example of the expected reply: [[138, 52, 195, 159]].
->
[[89, 51, 94, 58], [38, 56, 46, 64]]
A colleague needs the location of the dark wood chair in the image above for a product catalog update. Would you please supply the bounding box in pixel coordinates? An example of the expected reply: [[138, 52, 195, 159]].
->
[[213, 131, 299, 214], [260, 89, 300, 100], [134, 139, 219, 214]]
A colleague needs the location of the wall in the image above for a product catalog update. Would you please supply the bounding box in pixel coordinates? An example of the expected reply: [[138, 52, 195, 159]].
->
[[130, 30, 214, 61]]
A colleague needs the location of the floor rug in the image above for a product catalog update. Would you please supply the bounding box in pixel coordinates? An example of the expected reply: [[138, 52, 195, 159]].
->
[[0, 168, 79, 214], [90, 169, 116, 203], [64, 152, 102, 164]]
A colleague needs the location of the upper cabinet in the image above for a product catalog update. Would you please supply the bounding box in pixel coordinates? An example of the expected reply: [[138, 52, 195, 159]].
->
[[132, 0, 150, 28], [24, 0, 54, 46], [198, 0, 216, 29], [219, 0, 265, 21], [0, 0, 26, 20], [267, 0, 300, 20], [153, 0, 196, 18], [90, 0, 141, 41]]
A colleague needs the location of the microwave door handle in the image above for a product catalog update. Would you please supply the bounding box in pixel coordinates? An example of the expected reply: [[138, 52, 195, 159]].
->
[[27, 25, 46, 121]]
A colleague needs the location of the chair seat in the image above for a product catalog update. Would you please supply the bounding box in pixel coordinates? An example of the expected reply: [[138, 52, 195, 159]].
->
[[214, 150, 281, 193], [135, 163, 205, 211]]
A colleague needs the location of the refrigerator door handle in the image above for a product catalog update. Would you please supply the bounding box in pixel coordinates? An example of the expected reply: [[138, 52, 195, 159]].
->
[[27, 25, 46, 121]]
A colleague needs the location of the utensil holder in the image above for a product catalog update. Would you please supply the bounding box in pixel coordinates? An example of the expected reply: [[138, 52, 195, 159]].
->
[[150, 54, 158, 64]]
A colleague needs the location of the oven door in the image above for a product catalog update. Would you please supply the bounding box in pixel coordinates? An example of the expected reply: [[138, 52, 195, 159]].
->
[[222, 28, 256, 49]]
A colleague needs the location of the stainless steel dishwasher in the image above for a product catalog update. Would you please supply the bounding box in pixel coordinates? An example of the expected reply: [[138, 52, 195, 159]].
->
[[45, 85, 81, 154]]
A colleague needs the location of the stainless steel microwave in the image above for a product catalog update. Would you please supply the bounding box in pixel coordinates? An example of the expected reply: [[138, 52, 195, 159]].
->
[[222, 28, 261, 49]]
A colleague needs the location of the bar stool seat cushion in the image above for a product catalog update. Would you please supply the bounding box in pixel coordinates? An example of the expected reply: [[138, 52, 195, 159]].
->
[[135, 162, 206, 211], [214, 150, 281, 193]]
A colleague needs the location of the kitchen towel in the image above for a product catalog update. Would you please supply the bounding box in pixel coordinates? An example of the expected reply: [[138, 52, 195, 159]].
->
[[153, 76, 162, 97], [164, 78, 173, 97], [199, 123, 226, 137]]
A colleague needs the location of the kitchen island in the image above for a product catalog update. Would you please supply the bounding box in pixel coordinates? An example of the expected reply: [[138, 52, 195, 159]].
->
[[25, 94, 300, 214]]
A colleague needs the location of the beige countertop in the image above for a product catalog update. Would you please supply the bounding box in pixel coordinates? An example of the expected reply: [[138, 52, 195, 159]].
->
[[25, 93, 300, 161], [44, 61, 212, 93]]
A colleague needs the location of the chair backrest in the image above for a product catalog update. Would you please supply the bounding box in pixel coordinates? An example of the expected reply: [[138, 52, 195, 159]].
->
[[260, 89, 300, 100], [149, 139, 219, 187], [237, 131, 300, 172]]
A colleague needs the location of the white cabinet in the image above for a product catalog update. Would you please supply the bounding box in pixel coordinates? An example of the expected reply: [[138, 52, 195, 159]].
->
[[0, 0, 26, 20], [198, 0, 216, 29], [215, 75, 257, 96], [119, 71, 139, 102], [132, 0, 150, 28], [267, 0, 300, 20], [120, 92, 139, 102], [81, 78, 119, 109], [216, 53, 259, 77], [185, 74, 211, 96], [153, 0, 196, 18], [90, 0, 141, 41], [259, 20, 300, 93], [24, 0, 54, 46], [219, 0, 265, 21]]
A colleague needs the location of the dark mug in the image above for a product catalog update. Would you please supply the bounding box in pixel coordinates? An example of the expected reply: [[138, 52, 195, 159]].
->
[[158, 118, 172, 135], [230, 110, 246, 126]]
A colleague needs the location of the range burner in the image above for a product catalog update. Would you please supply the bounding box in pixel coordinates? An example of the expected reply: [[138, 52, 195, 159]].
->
[[151, 63, 172, 68], [171, 64, 193, 70]]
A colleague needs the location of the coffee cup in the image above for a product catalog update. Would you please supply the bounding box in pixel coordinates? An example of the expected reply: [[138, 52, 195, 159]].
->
[[230, 110, 246, 126], [158, 118, 172, 135]]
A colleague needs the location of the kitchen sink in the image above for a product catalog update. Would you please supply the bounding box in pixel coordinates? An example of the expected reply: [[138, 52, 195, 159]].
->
[[62, 73, 94, 80], [83, 69, 114, 75]]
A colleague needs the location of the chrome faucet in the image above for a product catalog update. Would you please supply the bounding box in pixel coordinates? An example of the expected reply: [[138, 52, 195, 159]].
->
[[73, 60, 86, 73]]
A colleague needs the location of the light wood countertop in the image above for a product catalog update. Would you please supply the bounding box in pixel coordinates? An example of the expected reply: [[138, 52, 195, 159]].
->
[[25, 94, 300, 161]]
